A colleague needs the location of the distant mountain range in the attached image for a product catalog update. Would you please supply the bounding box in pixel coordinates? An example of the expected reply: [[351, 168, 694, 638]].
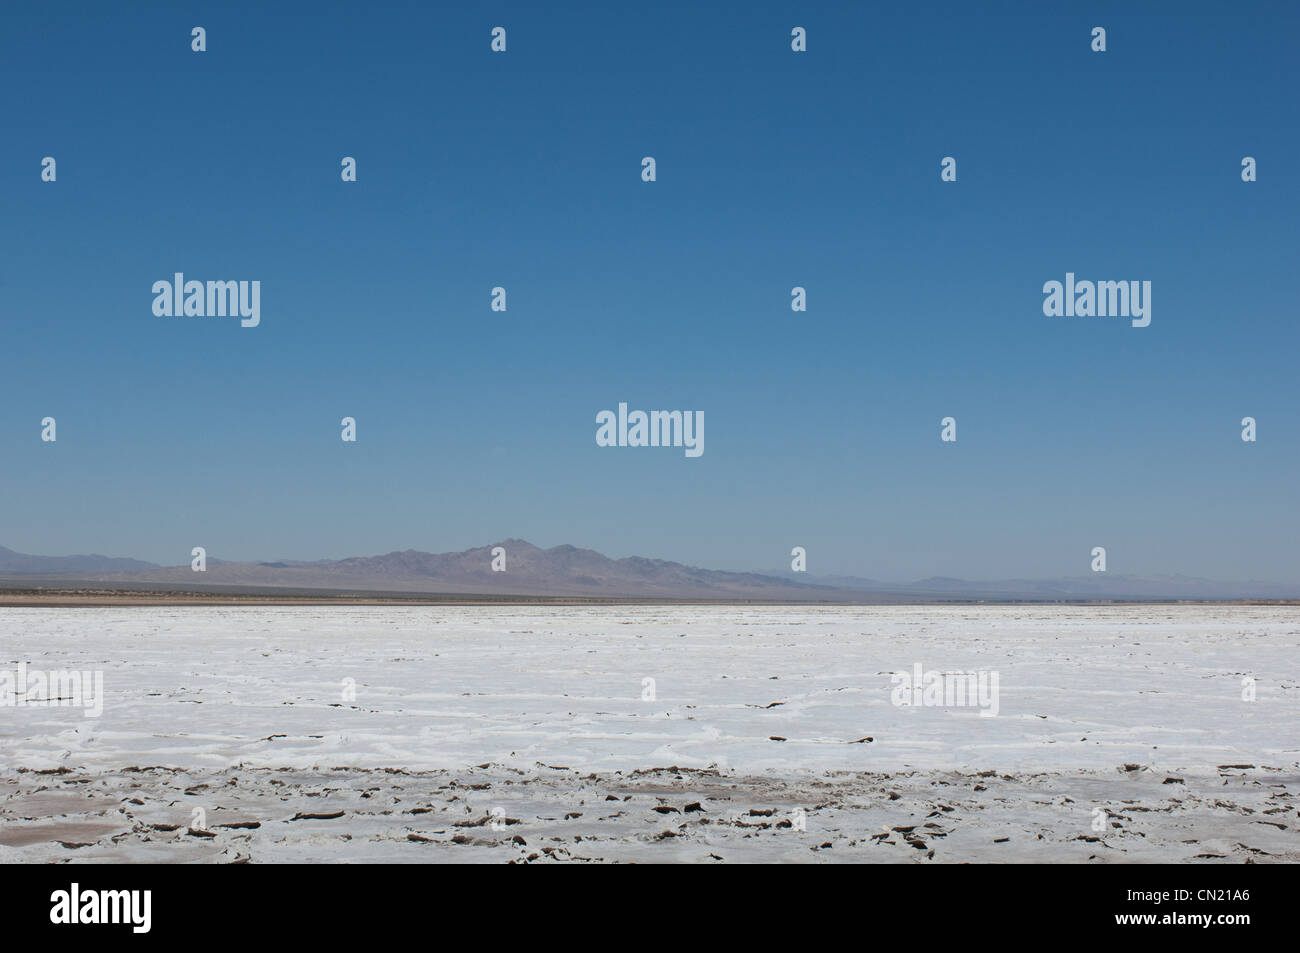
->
[[0, 541, 1295, 601], [0, 545, 157, 575]]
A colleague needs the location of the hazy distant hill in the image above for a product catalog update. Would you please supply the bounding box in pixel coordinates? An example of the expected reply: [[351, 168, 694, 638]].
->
[[65, 539, 840, 600], [0, 545, 157, 575], [2, 540, 1297, 601]]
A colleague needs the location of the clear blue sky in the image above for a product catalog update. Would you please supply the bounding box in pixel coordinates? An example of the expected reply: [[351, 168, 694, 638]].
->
[[1, 1, 1297, 581]]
